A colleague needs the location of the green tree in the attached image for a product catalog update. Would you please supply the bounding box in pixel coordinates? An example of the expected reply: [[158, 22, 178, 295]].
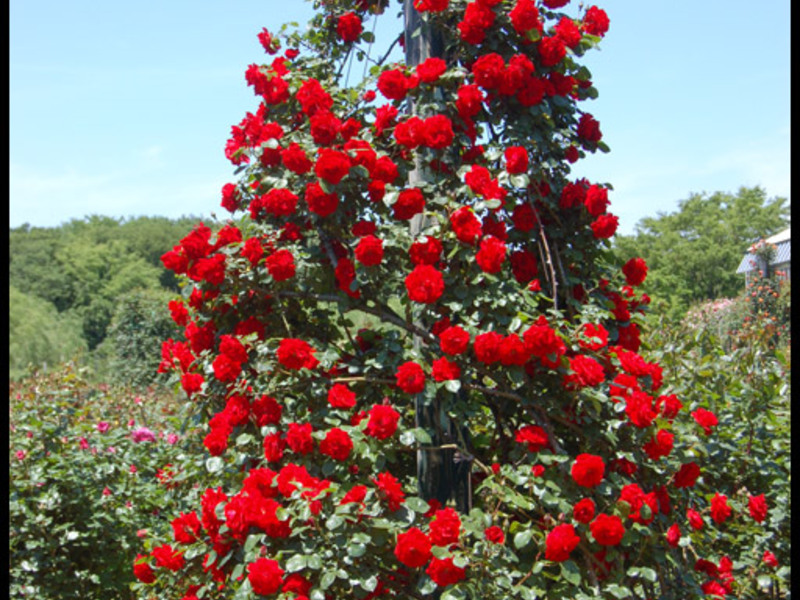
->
[[614, 187, 789, 320], [98, 287, 182, 387], [9, 285, 86, 379]]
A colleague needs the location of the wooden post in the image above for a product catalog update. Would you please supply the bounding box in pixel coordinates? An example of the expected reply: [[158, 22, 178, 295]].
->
[[403, 0, 473, 513]]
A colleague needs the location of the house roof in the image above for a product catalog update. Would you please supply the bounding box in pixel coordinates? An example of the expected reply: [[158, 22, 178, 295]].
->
[[736, 227, 791, 274]]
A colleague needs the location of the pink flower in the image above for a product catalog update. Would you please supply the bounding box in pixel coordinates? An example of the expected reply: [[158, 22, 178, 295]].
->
[[166, 433, 180, 445], [131, 427, 157, 443], [96, 421, 110, 433]]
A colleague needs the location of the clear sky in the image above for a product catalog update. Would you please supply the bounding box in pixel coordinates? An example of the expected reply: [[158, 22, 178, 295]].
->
[[10, 0, 790, 235]]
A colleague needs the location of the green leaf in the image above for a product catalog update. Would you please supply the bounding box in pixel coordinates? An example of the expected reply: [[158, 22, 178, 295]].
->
[[604, 583, 631, 598], [285, 554, 308, 572], [406, 496, 431, 513], [326, 514, 344, 530], [205, 456, 224, 473], [513, 529, 532, 549], [560, 560, 581, 586]]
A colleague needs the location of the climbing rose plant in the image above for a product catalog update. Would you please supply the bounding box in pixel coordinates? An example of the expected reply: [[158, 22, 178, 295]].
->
[[137, 1, 787, 598]]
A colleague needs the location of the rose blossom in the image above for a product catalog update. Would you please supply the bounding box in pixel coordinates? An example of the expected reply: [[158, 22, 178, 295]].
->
[[131, 427, 157, 443]]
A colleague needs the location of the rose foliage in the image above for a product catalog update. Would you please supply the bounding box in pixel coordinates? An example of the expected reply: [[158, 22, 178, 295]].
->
[[134, 1, 789, 599]]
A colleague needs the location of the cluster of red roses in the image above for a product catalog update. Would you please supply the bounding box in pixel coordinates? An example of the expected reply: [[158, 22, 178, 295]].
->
[[135, 1, 778, 598]]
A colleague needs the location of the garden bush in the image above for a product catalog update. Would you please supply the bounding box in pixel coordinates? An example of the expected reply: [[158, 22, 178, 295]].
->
[[104, 1, 794, 599], [8, 363, 215, 599]]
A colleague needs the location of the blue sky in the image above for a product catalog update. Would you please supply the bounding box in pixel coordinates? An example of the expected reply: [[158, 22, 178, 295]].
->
[[10, 0, 790, 235]]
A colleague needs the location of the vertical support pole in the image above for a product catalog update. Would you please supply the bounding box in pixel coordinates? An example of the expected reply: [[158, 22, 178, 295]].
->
[[403, 0, 472, 514]]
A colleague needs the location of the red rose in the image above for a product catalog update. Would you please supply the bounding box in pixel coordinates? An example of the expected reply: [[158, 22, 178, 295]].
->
[[247, 557, 284, 596], [673, 462, 701, 489], [624, 390, 657, 428], [565, 354, 605, 388], [377, 68, 409, 101], [152, 544, 185, 571], [590, 513, 625, 546], [643, 429, 674, 461], [286, 422, 314, 455], [584, 184, 609, 217], [241, 237, 264, 265], [450, 206, 482, 245], [414, 0, 449, 12], [277, 338, 319, 370], [484, 525, 505, 544], [666, 523, 681, 547], [622, 257, 648, 286], [545, 524, 580, 562], [416, 57, 447, 83], [309, 110, 341, 146], [393, 187, 426, 220], [691, 407, 718, 435], [763, 551, 779, 568], [394, 527, 432, 568], [281, 142, 312, 174], [432, 356, 461, 382], [456, 84, 484, 119], [472, 53, 505, 90], [439, 325, 470, 355], [523, 316, 566, 367], [571, 453, 605, 487], [710, 493, 732, 524], [395, 361, 426, 394], [458, 1, 495, 45], [409, 236, 443, 266], [422, 114, 454, 149], [220, 182, 240, 212], [393, 115, 425, 148], [133, 554, 156, 584], [260, 188, 299, 217], [515, 424, 548, 452], [265, 249, 296, 281], [429, 507, 461, 546], [582, 6, 610, 37], [476, 235, 507, 273], [304, 181, 340, 217], [538, 36, 566, 67], [370, 155, 399, 183], [554, 16, 582, 48], [498, 333, 530, 366], [212, 354, 242, 383], [748, 494, 768, 523], [326, 384, 356, 410], [354, 235, 384, 266], [577, 113, 603, 142], [509, 0, 542, 35], [511, 202, 537, 232], [336, 11, 363, 42], [373, 471, 405, 511], [263, 432, 285, 463], [319, 427, 353, 461], [573, 498, 596, 524], [656, 393, 683, 421], [171, 511, 201, 544], [335, 257, 360, 299], [314, 148, 352, 184], [405, 264, 445, 304], [591, 213, 619, 238], [504, 146, 529, 174], [252, 395, 282, 426], [426, 557, 466, 587], [473, 331, 503, 365], [687, 508, 704, 530], [365, 404, 401, 440]]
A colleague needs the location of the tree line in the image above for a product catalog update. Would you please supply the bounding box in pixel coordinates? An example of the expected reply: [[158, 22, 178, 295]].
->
[[8, 186, 788, 381], [9, 214, 201, 381]]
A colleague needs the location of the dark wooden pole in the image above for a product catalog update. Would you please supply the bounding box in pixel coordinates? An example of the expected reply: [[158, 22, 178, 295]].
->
[[403, 0, 473, 514]]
